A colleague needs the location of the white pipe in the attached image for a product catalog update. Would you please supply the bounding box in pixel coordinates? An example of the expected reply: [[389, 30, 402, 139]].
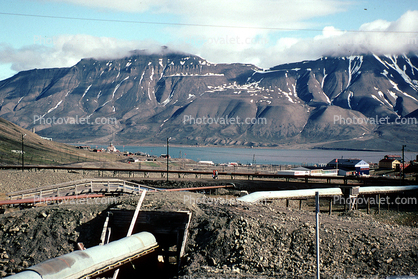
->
[[359, 185, 418, 194], [237, 188, 342, 203], [237, 185, 418, 203]]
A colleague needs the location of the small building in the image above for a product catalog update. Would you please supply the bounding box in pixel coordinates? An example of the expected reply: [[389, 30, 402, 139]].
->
[[338, 169, 356, 176], [198, 161, 215, 165], [384, 155, 402, 161], [379, 158, 400, 170], [305, 168, 339, 176], [107, 143, 118, 153], [327, 159, 370, 176], [277, 167, 310, 176], [399, 162, 411, 171]]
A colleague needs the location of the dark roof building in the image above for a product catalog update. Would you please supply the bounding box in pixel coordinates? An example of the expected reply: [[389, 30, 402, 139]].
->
[[384, 155, 402, 161], [327, 159, 370, 176], [379, 158, 400, 170]]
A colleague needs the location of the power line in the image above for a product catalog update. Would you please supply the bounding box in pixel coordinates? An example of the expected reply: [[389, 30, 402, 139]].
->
[[1, 11, 418, 34]]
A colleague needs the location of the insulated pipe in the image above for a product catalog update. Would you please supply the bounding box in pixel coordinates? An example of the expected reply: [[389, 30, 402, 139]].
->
[[163, 184, 235, 192], [358, 185, 418, 195], [237, 187, 343, 203], [5, 232, 158, 279], [237, 185, 418, 203]]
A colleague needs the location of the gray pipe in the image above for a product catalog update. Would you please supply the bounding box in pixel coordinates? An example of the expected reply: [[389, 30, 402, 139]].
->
[[5, 231, 158, 279]]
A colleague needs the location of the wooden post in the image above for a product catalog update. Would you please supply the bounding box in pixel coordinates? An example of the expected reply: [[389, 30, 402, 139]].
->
[[99, 212, 111, 246], [328, 198, 332, 215], [286, 199, 289, 208], [113, 190, 147, 279], [378, 194, 381, 214], [397, 195, 400, 212], [367, 197, 370, 214], [299, 199, 302, 210], [387, 196, 390, 211]]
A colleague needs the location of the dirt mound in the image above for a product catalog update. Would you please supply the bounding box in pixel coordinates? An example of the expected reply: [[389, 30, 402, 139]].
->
[[0, 203, 109, 277], [181, 201, 418, 278]]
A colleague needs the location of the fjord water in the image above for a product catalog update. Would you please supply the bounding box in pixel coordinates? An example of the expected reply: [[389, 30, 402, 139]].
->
[[100, 145, 416, 165]]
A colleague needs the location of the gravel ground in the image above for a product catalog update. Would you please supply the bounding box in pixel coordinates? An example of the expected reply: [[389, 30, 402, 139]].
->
[[0, 169, 98, 194]]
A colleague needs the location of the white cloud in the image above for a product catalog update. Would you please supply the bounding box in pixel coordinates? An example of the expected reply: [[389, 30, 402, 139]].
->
[[0, 35, 170, 73], [46, 0, 168, 13], [252, 10, 418, 67], [1, 5, 418, 76], [48, 0, 348, 23]]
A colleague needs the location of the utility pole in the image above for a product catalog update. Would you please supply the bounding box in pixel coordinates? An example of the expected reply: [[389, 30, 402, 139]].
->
[[21, 134, 26, 172], [166, 137, 171, 182], [315, 191, 320, 279], [401, 145, 406, 185]]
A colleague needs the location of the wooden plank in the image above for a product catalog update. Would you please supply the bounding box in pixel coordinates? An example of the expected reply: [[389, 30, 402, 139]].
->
[[113, 190, 147, 279]]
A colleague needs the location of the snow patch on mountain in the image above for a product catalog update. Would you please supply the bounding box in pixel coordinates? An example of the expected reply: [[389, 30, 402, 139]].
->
[[81, 84, 92, 100], [347, 91, 353, 109], [44, 100, 63, 117], [112, 76, 129, 98]]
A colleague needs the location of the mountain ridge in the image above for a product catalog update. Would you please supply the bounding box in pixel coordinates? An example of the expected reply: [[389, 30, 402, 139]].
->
[[0, 51, 417, 150]]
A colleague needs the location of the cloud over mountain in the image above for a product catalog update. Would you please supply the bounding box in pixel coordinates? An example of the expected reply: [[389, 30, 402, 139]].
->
[[0, 3, 417, 77]]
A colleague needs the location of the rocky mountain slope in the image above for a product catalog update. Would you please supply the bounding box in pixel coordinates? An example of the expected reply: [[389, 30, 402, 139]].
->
[[0, 50, 417, 149], [0, 117, 96, 165]]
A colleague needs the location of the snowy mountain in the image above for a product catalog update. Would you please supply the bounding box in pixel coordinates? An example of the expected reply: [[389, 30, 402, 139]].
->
[[0, 50, 417, 150]]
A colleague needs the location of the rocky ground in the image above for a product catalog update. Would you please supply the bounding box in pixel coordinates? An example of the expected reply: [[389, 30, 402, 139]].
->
[[0, 170, 98, 194], [0, 171, 417, 278]]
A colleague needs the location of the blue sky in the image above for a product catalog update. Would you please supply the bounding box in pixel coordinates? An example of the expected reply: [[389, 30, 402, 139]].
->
[[0, 0, 417, 80]]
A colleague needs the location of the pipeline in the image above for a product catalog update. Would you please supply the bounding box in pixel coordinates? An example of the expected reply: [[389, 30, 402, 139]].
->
[[237, 185, 418, 203], [163, 183, 235, 192], [5, 231, 158, 279], [0, 194, 105, 206], [237, 187, 342, 203]]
